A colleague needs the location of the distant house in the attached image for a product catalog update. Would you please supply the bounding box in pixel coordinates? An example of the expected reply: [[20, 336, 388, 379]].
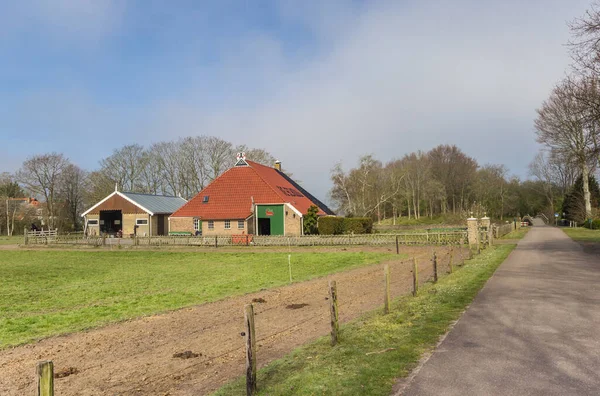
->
[[81, 189, 187, 237], [169, 154, 335, 236]]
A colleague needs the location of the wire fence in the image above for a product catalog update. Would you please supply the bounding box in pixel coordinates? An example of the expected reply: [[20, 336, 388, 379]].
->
[[23, 243, 486, 396]]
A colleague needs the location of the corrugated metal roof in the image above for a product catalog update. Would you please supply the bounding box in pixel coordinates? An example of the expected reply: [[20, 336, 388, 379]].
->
[[121, 192, 187, 214]]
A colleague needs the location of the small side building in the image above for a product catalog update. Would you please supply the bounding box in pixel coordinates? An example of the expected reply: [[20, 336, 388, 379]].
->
[[169, 154, 335, 236], [82, 189, 187, 237]]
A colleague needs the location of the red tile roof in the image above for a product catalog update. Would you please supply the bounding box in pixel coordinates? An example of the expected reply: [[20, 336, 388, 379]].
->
[[171, 160, 330, 219]]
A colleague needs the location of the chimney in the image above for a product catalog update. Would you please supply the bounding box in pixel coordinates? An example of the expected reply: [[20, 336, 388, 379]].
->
[[274, 160, 282, 171]]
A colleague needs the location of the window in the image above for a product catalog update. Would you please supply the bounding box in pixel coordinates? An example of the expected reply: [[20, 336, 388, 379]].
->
[[88, 219, 99, 225], [136, 219, 148, 225], [202, 195, 209, 203], [194, 218, 201, 231], [208, 220, 214, 230], [224, 220, 231, 229], [238, 220, 245, 229]]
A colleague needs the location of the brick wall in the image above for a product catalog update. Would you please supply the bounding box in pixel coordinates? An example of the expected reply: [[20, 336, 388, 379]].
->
[[169, 217, 195, 233], [202, 219, 249, 235], [284, 208, 302, 236]]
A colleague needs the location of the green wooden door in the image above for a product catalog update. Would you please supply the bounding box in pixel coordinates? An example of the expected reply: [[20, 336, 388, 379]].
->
[[256, 205, 284, 235]]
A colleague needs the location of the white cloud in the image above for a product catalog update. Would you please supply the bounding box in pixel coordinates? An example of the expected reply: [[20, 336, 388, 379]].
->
[[146, 0, 592, 200]]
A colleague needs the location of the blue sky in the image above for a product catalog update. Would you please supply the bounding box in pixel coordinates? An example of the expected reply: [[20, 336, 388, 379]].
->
[[0, 0, 594, 201]]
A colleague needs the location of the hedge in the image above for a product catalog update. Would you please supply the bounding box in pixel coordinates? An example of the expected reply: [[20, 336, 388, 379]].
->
[[583, 219, 600, 229], [317, 217, 373, 235]]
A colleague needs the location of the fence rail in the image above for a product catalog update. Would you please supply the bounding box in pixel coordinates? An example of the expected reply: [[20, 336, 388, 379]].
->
[[493, 223, 514, 238], [25, 229, 58, 244], [44, 231, 469, 248]]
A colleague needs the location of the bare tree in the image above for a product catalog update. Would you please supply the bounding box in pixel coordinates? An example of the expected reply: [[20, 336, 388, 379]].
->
[[17, 153, 69, 229], [569, 2, 600, 75], [59, 164, 88, 231], [428, 145, 477, 213], [535, 78, 599, 219], [99, 144, 146, 192]]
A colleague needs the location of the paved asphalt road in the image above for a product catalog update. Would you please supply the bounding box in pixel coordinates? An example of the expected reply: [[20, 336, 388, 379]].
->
[[398, 223, 600, 396]]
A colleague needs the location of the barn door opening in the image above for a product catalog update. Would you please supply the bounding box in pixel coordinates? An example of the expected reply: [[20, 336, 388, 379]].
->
[[100, 210, 122, 235], [258, 218, 271, 235], [157, 215, 165, 236]]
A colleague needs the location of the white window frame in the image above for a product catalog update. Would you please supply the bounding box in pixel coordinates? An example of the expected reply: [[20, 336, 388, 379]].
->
[[208, 220, 214, 230], [224, 220, 231, 229], [88, 219, 99, 225], [136, 219, 148, 226], [194, 218, 201, 231], [238, 220, 244, 229]]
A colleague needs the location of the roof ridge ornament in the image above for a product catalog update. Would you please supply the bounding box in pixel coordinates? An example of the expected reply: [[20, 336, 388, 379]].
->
[[235, 152, 249, 167]]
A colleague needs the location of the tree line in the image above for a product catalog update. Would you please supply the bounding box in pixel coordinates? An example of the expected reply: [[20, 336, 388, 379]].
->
[[0, 136, 275, 233], [532, 1, 600, 223], [328, 144, 546, 223]]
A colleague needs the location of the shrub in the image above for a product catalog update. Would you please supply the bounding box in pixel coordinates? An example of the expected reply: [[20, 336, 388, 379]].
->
[[318, 217, 344, 235], [303, 205, 319, 235], [317, 217, 373, 235], [344, 217, 373, 234], [583, 219, 600, 229]]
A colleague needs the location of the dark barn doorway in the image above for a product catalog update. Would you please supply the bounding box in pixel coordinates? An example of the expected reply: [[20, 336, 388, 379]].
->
[[258, 218, 271, 235], [157, 215, 165, 236], [100, 210, 122, 235]]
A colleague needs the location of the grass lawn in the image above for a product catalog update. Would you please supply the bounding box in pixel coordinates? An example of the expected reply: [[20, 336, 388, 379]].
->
[[562, 227, 600, 242], [213, 244, 515, 396], [0, 250, 396, 348], [0, 235, 22, 245], [500, 227, 530, 240]]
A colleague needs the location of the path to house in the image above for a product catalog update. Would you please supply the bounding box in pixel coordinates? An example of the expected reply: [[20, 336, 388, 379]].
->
[[397, 220, 600, 396]]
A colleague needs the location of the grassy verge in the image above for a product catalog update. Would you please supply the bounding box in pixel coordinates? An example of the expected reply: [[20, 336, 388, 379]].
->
[[0, 250, 396, 348], [0, 235, 22, 245], [213, 245, 515, 396], [562, 228, 600, 242], [500, 227, 530, 240]]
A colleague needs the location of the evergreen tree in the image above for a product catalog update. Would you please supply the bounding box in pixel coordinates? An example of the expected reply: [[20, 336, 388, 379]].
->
[[303, 205, 319, 235], [562, 175, 600, 223]]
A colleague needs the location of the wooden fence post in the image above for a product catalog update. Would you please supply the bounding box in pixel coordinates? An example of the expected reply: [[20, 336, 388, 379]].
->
[[395, 235, 399, 255], [244, 304, 257, 396], [448, 247, 454, 274], [328, 280, 339, 346], [476, 230, 481, 255], [215, 235, 218, 249], [383, 264, 391, 314], [433, 252, 438, 283], [412, 258, 419, 297], [37, 360, 54, 396], [24, 227, 28, 245]]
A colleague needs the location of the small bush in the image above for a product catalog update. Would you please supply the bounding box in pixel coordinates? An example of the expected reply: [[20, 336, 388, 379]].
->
[[583, 219, 600, 229], [318, 217, 373, 234], [344, 217, 373, 234], [318, 217, 344, 235]]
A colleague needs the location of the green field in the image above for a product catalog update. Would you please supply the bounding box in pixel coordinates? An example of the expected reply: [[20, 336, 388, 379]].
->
[[0, 250, 396, 348], [0, 235, 21, 245], [214, 245, 515, 396], [562, 228, 600, 242]]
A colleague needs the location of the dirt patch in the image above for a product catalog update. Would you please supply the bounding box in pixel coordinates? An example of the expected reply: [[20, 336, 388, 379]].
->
[[251, 298, 267, 303], [54, 367, 78, 379], [0, 245, 468, 396], [286, 303, 309, 310], [172, 351, 201, 359]]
